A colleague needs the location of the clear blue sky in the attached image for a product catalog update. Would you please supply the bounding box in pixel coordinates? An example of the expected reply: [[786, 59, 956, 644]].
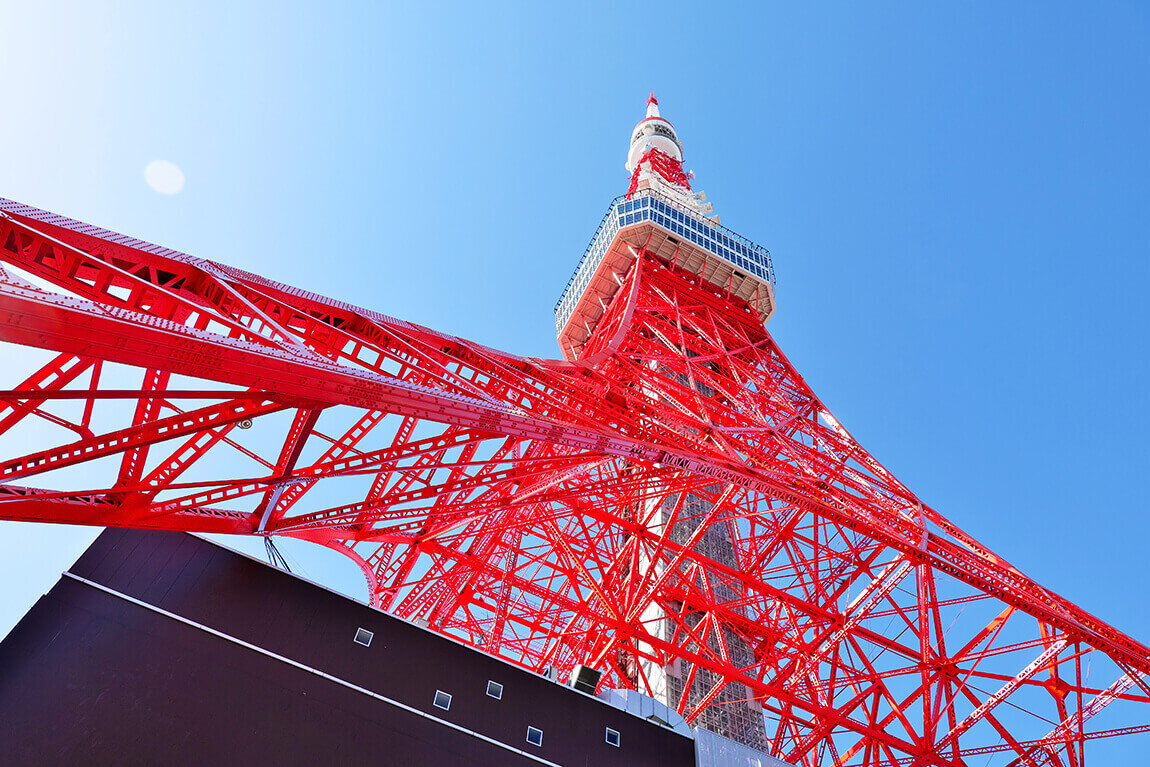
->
[[1, 2, 1148, 758]]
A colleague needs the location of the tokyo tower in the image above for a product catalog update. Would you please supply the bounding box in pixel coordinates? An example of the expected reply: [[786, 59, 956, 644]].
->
[[1, 94, 1148, 765]]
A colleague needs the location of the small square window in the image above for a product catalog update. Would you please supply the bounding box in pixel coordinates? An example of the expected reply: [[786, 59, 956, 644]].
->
[[605, 727, 621, 747], [526, 726, 543, 747], [353, 627, 373, 647], [433, 690, 452, 711], [486, 680, 503, 700]]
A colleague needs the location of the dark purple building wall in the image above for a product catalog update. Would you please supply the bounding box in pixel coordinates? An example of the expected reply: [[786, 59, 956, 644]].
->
[[0, 528, 695, 767]]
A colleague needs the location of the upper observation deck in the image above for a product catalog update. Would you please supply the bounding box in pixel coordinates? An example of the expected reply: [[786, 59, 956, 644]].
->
[[554, 187, 776, 361]]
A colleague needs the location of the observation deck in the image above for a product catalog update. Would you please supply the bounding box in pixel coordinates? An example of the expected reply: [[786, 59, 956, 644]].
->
[[555, 188, 775, 362]]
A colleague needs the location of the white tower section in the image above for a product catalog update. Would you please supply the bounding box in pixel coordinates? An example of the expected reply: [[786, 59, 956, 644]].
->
[[625, 94, 684, 172], [625, 94, 712, 217]]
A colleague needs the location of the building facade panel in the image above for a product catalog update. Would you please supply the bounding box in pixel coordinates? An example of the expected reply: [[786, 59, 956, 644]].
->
[[0, 528, 696, 767]]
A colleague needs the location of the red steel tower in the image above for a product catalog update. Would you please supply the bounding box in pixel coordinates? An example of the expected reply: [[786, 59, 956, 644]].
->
[[1, 96, 1148, 765]]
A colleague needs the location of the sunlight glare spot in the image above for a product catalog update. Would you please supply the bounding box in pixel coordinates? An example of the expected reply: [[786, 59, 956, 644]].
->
[[144, 160, 185, 195]]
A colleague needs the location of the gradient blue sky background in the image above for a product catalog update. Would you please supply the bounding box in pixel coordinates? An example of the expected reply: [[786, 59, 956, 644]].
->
[[1, 2, 1148, 758]]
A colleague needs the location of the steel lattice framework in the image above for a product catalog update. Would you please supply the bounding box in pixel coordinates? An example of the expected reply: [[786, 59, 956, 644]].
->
[[1, 125, 1149, 764]]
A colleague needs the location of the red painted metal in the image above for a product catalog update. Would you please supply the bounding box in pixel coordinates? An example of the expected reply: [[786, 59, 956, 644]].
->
[[1, 188, 1148, 766], [627, 147, 692, 198]]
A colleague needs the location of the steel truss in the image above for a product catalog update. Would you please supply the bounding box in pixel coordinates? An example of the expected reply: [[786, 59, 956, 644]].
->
[[0, 199, 1148, 766]]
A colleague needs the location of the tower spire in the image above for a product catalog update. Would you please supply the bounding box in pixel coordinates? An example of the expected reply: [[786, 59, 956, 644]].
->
[[625, 95, 705, 213], [626, 93, 682, 174], [646, 91, 660, 117]]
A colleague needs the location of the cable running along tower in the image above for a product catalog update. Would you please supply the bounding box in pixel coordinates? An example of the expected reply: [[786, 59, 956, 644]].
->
[[1, 96, 1148, 765]]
